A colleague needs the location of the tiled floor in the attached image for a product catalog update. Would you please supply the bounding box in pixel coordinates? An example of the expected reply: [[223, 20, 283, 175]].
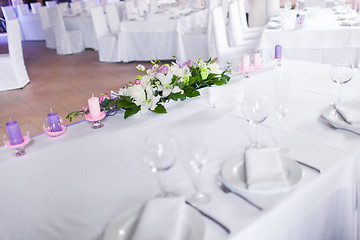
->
[[0, 33, 155, 140]]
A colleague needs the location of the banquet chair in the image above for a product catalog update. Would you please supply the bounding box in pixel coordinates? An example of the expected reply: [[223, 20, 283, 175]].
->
[[83, 0, 97, 13], [149, 0, 157, 13], [1, 6, 17, 21], [16, 4, 31, 16], [30, 2, 42, 14], [124, 0, 138, 20], [228, 1, 261, 46], [237, 0, 262, 34], [212, 6, 256, 64], [38, 6, 56, 49], [47, 7, 84, 54], [90, 6, 118, 62], [45, 1, 57, 8], [0, 19, 30, 91], [136, 0, 148, 16], [56, 2, 70, 16], [105, 4, 121, 33], [70, 1, 83, 15], [17, 3, 45, 40]]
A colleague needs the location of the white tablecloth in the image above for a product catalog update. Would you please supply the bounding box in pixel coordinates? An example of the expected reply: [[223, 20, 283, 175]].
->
[[118, 8, 208, 62], [63, 14, 98, 50], [1, 59, 360, 239], [258, 8, 360, 64]]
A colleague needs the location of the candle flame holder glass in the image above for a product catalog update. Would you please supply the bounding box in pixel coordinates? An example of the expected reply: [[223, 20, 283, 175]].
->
[[85, 111, 106, 129], [43, 116, 67, 137], [272, 57, 283, 67], [3, 131, 30, 157]]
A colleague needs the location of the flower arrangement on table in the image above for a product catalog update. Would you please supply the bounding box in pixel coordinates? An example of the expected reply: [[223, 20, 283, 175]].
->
[[66, 58, 231, 121]]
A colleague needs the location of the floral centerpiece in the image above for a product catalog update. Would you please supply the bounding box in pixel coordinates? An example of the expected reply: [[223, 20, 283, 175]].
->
[[66, 58, 231, 121]]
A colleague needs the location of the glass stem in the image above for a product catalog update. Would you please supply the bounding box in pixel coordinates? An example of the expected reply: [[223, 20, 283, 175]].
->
[[254, 123, 259, 146], [338, 84, 342, 102], [192, 168, 202, 194], [278, 118, 284, 148], [155, 171, 167, 194]]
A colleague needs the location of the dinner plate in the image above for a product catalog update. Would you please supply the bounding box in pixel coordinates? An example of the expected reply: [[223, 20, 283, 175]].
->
[[321, 106, 360, 134], [220, 153, 302, 195], [103, 203, 205, 240]]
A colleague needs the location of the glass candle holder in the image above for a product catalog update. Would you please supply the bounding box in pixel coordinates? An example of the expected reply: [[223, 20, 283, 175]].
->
[[43, 114, 67, 137], [3, 131, 30, 157]]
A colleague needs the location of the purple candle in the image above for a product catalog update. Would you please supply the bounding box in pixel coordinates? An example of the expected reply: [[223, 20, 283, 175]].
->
[[47, 112, 62, 132], [275, 45, 282, 59], [5, 121, 24, 145]]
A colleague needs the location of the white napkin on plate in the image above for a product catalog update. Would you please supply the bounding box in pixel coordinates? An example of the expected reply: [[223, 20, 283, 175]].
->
[[132, 196, 186, 240], [245, 148, 289, 192], [335, 101, 360, 125]]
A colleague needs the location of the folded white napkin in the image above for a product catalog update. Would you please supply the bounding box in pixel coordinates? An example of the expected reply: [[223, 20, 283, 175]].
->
[[245, 148, 289, 192], [335, 101, 360, 125], [132, 196, 186, 240], [209, 83, 244, 108]]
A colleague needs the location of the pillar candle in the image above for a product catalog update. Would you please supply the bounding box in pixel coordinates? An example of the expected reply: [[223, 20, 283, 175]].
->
[[47, 112, 62, 132], [88, 96, 101, 119], [275, 45, 282, 59], [241, 55, 250, 71], [5, 121, 24, 145], [253, 52, 261, 67]]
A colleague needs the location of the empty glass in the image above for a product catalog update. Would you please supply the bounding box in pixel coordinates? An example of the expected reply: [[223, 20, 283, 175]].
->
[[242, 95, 269, 149], [143, 134, 177, 197], [330, 61, 353, 102]]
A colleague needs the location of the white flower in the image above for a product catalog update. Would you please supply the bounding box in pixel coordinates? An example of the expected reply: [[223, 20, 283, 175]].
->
[[140, 75, 151, 88], [136, 64, 145, 71], [208, 63, 222, 74], [118, 87, 128, 96], [129, 85, 146, 106], [150, 95, 161, 110], [156, 72, 173, 86]]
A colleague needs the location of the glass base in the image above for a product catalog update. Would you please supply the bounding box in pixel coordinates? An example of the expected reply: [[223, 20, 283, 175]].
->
[[245, 143, 266, 150], [241, 72, 250, 78], [13, 147, 27, 157], [156, 191, 177, 198], [188, 192, 211, 205], [91, 120, 104, 129]]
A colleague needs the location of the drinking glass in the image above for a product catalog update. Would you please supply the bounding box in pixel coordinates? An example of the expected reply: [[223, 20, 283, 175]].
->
[[143, 134, 177, 197], [273, 75, 291, 153], [242, 95, 269, 149], [330, 61, 353, 103], [186, 130, 211, 205]]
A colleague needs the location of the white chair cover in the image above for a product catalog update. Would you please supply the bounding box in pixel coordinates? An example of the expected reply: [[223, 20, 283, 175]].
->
[[70, 1, 83, 15], [16, 3, 31, 16], [83, 0, 97, 13], [105, 4, 121, 33], [38, 6, 56, 49], [124, 0, 138, 20], [228, 1, 261, 46], [212, 6, 255, 63], [1, 6, 17, 20], [47, 7, 84, 54], [266, 0, 279, 21], [304, 0, 326, 7], [149, 0, 158, 13], [30, 2, 42, 14], [90, 6, 118, 62], [45, 1, 57, 8], [57, 2, 69, 16], [237, 0, 263, 32], [136, 0, 148, 16], [248, 0, 267, 27], [0, 19, 30, 91], [17, 4, 45, 40]]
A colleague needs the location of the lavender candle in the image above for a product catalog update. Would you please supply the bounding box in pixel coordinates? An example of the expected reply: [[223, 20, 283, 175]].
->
[[47, 112, 62, 132], [5, 121, 24, 145], [275, 45, 282, 59]]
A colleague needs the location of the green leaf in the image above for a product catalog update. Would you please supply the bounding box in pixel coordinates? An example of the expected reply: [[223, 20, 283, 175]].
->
[[102, 98, 110, 107], [170, 92, 186, 101], [152, 104, 167, 113], [124, 106, 141, 119], [117, 99, 136, 109], [184, 87, 200, 98]]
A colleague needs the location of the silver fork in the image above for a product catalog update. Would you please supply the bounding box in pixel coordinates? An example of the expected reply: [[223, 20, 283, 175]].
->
[[219, 182, 263, 211]]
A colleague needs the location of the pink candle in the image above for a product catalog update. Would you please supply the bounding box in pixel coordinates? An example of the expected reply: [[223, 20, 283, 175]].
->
[[253, 52, 261, 67], [88, 96, 101, 119], [241, 55, 250, 71]]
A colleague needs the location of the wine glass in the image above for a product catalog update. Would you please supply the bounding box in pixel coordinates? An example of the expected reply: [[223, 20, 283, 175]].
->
[[273, 75, 291, 153], [330, 61, 353, 103], [242, 94, 269, 149], [185, 130, 211, 205], [143, 134, 177, 197]]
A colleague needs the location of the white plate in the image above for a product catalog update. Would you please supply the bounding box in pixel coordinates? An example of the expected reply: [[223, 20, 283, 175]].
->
[[103, 203, 205, 240], [321, 106, 360, 134], [220, 153, 302, 195]]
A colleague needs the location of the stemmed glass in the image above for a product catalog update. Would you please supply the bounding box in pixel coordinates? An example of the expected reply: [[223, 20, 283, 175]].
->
[[273, 75, 291, 153], [185, 130, 211, 205], [330, 61, 353, 103], [143, 134, 177, 197], [242, 94, 269, 149]]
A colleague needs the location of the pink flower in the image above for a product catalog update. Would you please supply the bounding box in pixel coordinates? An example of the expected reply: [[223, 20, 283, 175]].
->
[[82, 106, 88, 111], [157, 65, 169, 74], [135, 80, 141, 85], [187, 60, 195, 68], [99, 94, 108, 104]]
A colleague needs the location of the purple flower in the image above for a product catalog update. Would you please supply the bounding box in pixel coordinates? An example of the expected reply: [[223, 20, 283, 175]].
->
[[110, 90, 118, 99], [177, 61, 186, 68], [186, 60, 195, 68], [157, 65, 169, 74]]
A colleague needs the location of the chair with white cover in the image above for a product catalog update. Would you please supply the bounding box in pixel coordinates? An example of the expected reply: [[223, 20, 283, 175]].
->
[[90, 6, 118, 62], [266, 0, 279, 21], [38, 6, 56, 48], [237, 0, 262, 33], [149, 0, 157, 13], [56, 2, 69, 16], [136, 0, 148, 16], [30, 2, 42, 14], [83, 0, 97, 13], [1, 6, 17, 21], [17, 3, 45, 40], [47, 7, 84, 54], [212, 6, 255, 64], [45, 1, 57, 8], [70, 1, 83, 15], [0, 19, 30, 91], [228, 1, 261, 46], [17, 3, 31, 16], [247, 0, 267, 27], [105, 4, 121, 33], [124, 0, 138, 20]]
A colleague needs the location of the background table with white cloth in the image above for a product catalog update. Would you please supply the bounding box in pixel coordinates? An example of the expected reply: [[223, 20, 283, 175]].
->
[[118, 8, 208, 62], [1, 59, 360, 239], [258, 8, 360, 64]]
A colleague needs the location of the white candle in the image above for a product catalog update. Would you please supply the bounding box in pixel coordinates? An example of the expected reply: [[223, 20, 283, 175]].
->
[[253, 52, 261, 67], [241, 55, 250, 71], [88, 95, 101, 119]]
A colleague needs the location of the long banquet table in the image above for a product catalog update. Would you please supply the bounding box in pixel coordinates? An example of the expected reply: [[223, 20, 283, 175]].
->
[[1, 59, 360, 239], [258, 7, 360, 64]]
